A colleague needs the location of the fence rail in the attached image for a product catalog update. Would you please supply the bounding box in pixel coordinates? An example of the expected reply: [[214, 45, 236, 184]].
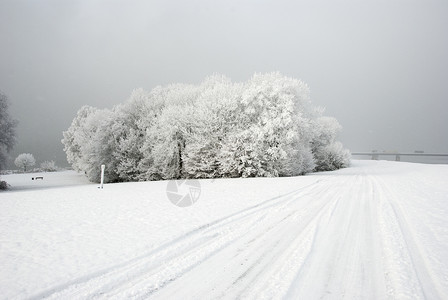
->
[[351, 152, 448, 161]]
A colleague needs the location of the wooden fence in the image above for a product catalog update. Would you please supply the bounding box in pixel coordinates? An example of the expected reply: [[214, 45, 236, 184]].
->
[[351, 152, 448, 162]]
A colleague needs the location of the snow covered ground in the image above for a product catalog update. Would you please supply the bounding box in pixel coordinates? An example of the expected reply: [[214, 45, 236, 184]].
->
[[0, 160, 447, 299]]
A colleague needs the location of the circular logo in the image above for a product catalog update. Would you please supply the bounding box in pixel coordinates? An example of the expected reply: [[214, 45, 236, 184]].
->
[[166, 180, 201, 207]]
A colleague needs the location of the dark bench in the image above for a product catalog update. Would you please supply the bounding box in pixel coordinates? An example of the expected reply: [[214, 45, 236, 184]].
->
[[32, 176, 44, 180]]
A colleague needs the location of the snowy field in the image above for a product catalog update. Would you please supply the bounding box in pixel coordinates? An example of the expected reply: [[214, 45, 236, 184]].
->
[[0, 160, 447, 299]]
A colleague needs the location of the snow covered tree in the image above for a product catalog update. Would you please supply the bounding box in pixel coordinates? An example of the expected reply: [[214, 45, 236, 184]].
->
[[0, 92, 17, 170], [113, 88, 163, 181], [78, 109, 121, 183], [14, 153, 35, 172], [62, 105, 98, 172], [217, 73, 316, 177], [144, 105, 192, 180], [311, 116, 341, 149], [62, 106, 121, 183], [183, 75, 237, 178]]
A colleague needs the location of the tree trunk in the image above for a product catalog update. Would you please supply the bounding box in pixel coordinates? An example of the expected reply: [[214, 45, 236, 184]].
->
[[176, 132, 186, 179]]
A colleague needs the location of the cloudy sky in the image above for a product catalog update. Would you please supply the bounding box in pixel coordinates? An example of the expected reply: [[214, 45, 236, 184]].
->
[[1, 0, 447, 167]]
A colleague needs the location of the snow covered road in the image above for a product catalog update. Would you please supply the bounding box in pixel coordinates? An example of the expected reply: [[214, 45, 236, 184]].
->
[[1, 161, 447, 299]]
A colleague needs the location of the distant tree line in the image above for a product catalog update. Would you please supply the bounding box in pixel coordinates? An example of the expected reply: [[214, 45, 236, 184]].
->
[[0, 92, 18, 189], [0, 92, 17, 170], [62, 73, 351, 183]]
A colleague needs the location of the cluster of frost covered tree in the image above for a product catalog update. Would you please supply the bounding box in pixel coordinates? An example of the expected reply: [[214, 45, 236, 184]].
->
[[62, 73, 350, 183]]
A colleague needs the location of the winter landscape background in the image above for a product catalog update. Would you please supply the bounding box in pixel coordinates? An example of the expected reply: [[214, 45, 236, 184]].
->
[[1, 1, 448, 299]]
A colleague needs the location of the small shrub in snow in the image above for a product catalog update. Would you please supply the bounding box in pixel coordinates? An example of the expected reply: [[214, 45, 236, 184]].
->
[[0, 180, 9, 190], [310, 116, 352, 172], [314, 142, 351, 172], [40, 160, 58, 172]]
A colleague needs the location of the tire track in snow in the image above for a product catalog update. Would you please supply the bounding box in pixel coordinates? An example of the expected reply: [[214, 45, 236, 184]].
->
[[149, 175, 354, 299], [233, 188, 341, 299], [30, 177, 329, 299], [284, 174, 388, 299], [114, 177, 346, 299], [373, 175, 445, 299]]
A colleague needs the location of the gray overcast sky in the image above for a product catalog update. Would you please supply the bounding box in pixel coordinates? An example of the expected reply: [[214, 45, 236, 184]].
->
[[1, 0, 447, 167]]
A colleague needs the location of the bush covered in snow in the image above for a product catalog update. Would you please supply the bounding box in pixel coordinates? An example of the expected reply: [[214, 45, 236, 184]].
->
[[62, 73, 350, 183], [40, 160, 58, 172], [311, 117, 351, 171], [0, 180, 9, 190]]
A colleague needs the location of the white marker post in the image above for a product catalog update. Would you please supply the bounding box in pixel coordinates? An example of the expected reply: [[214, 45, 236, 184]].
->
[[100, 164, 105, 189]]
